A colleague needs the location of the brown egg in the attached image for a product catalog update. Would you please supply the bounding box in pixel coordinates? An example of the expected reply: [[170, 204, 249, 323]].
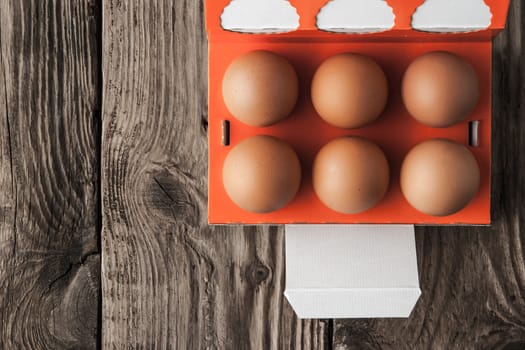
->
[[313, 137, 390, 214], [402, 51, 479, 128], [400, 139, 480, 216], [222, 50, 299, 127], [311, 53, 388, 129], [222, 135, 301, 213]]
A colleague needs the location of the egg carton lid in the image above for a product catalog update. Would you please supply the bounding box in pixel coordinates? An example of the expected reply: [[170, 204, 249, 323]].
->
[[285, 224, 421, 319]]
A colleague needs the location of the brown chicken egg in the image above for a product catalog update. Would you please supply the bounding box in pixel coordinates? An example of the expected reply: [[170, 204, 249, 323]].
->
[[311, 53, 388, 129], [313, 137, 390, 214], [222, 135, 301, 213], [222, 50, 299, 127], [400, 139, 480, 217], [402, 51, 479, 128]]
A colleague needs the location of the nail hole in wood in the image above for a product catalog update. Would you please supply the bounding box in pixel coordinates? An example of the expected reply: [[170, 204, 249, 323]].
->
[[222, 120, 230, 146], [469, 121, 479, 147]]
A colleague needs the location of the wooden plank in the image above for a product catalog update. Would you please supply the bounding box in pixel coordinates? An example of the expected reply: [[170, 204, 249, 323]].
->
[[333, 2, 525, 349], [0, 0, 100, 349], [101, 0, 328, 348]]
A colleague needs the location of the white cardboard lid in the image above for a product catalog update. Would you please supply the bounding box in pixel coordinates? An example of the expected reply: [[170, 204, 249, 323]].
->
[[285, 225, 421, 319]]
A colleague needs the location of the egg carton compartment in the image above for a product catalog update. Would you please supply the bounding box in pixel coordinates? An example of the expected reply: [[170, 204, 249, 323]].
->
[[208, 42, 491, 224], [206, 0, 511, 224]]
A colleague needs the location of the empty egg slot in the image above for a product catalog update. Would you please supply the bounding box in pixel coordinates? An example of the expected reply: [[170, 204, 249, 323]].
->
[[222, 120, 231, 146], [469, 121, 479, 147]]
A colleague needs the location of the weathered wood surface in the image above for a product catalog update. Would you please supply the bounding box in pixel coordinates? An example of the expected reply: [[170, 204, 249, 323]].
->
[[101, 0, 328, 349], [334, 2, 525, 350], [0, 0, 522, 349], [0, 0, 100, 349]]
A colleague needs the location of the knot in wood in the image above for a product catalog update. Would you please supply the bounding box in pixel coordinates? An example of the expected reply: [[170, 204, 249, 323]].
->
[[247, 262, 271, 286], [144, 170, 200, 227]]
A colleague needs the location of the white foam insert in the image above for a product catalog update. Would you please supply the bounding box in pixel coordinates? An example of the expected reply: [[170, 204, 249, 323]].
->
[[412, 0, 492, 32], [220, 0, 299, 33], [285, 225, 421, 319], [317, 0, 395, 33]]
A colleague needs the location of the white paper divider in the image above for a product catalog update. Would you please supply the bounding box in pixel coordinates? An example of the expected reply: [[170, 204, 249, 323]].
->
[[221, 0, 299, 33], [412, 0, 492, 33], [285, 225, 421, 319], [220, 0, 493, 34], [317, 0, 395, 33]]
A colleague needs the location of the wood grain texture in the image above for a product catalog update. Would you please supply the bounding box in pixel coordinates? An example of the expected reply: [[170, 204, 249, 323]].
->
[[0, 0, 100, 349], [101, 0, 328, 349], [334, 2, 525, 350]]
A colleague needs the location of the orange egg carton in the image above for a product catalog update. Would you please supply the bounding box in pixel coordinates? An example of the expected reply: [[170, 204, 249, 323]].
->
[[205, 0, 510, 225]]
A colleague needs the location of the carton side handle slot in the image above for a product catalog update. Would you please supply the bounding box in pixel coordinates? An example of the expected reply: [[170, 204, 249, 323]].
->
[[469, 120, 479, 147], [222, 120, 231, 146]]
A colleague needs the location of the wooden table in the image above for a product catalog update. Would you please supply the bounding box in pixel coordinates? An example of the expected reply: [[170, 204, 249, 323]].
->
[[0, 1, 523, 349]]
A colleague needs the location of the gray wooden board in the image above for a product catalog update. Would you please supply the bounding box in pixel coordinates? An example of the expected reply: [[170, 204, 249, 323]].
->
[[0, 0, 100, 349], [101, 0, 327, 349]]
